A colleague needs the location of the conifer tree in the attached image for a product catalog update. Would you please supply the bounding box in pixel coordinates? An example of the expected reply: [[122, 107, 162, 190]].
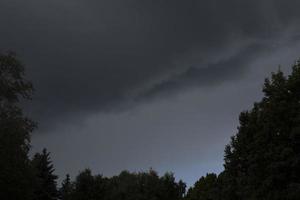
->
[[59, 174, 74, 200], [32, 148, 58, 200]]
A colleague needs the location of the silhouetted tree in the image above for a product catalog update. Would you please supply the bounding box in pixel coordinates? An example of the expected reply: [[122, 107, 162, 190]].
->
[[32, 148, 58, 200], [59, 174, 74, 200], [0, 52, 36, 200], [69, 168, 185, 200], [72, 169, 97, 200], [160, 172, 186, 200], [223, 61, 300, 199], [185, 173, 220, 200]]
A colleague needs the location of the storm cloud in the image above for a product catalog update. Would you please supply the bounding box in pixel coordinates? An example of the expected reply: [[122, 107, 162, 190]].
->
[[1, 0, 300, 124], [1, 0, 300, 185]]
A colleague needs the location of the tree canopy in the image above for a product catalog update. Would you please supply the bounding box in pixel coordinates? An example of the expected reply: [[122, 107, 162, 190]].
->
[[32, 148, 58, 200], [221, 63, 300, 199], [0, 52, 36, 200]]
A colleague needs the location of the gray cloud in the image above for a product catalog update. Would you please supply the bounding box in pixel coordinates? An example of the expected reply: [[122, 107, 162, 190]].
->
[[1, 0, 300, 128], [137, 42, 267, 99]]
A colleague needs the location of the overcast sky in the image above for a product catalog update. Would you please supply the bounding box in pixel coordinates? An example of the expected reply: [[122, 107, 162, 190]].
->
[[1, 0, 300, 186]]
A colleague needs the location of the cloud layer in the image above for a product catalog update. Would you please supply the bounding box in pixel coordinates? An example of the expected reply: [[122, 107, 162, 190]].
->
[[1, 0, 300, 126]]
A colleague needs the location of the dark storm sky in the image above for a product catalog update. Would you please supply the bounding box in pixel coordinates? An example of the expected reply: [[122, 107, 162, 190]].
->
[[1, 0, 300, 185]]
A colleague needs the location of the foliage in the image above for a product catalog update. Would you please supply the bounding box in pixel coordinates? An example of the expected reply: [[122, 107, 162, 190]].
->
[[221, 62, 300, 199], [68, 169, 185, 200], [59, 174, 74, 200], [185, 173, 220, 200], [0, 52, 36, 200], [32, 148, 58, 200]]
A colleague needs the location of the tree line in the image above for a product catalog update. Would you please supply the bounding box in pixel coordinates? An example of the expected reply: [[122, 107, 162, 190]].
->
[[0, 52, 300, 200]]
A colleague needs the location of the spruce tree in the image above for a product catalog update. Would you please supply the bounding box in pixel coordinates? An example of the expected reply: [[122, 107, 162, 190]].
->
[[32, 148, 58, 200], [59, 174, 74, 200]]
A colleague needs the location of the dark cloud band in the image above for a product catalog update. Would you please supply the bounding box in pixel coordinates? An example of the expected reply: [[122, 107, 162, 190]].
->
[[1, 0, 300, 127]]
